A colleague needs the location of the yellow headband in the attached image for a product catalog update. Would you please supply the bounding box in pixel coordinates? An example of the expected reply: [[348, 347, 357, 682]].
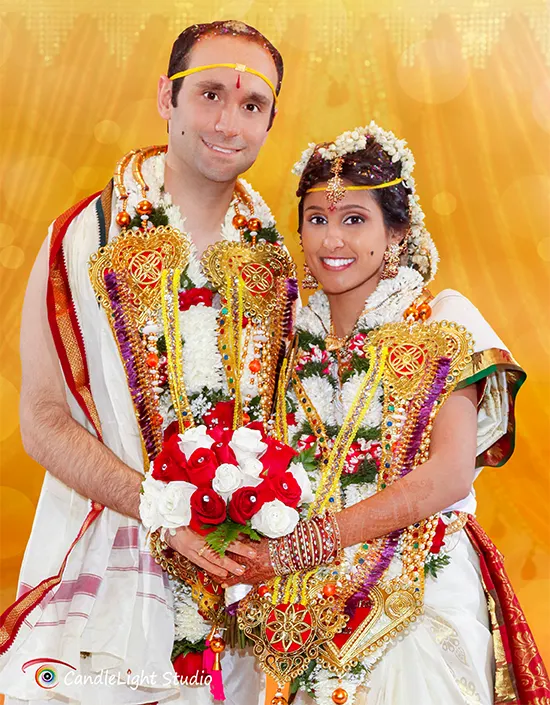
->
[[306, 177, 403, 194], [169, 63, 278, 105]]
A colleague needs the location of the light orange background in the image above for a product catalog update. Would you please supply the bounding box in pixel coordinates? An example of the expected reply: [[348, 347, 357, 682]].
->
[[0, 0, 549, 685]]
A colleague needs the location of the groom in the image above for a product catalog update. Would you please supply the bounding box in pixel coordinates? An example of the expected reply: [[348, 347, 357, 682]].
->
[[0, 20, 283, 705]]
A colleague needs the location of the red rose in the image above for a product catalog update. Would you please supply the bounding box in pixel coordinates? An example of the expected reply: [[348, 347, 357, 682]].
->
[[173, 651, 206, 680], [430, 518, 446, 554], [179, 287, 214, 312], [286, 412, 297, 428], [203, 400, 235, 432], [163, 420, 180, 442], [190, 487, 227, 534], [187, 448, 218, 487], [261, 438, 298, 477], [267, 471, 302, 508], [211, 441, 238, 466], [152, 435, 189, 483], [228, 486, 267, 524], [246, 420, 268, 440]]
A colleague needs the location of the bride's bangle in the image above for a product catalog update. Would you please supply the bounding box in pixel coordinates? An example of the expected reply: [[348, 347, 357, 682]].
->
[[268, 512, 342, 577]]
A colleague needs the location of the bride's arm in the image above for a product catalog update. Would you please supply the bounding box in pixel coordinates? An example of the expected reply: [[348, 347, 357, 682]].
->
[[223, 384, 478, 587], [337, 383, 478, 547]]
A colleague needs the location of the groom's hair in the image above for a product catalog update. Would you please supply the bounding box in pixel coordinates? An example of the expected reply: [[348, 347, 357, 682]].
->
[[296, 137, 412, 235], [168, 21, 284, 129]]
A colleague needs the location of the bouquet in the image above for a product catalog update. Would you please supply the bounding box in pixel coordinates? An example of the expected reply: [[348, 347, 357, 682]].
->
[[139, 401, 314, 556]]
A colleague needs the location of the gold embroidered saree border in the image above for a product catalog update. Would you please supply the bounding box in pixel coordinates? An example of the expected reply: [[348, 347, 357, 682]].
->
[[456, 348, 526, 468]]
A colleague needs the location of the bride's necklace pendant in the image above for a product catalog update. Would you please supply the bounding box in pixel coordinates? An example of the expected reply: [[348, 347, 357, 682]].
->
[[325, 332, 349, 352]]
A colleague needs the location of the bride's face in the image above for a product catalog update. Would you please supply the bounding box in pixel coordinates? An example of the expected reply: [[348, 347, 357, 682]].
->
[[301, 185, 401, 296]]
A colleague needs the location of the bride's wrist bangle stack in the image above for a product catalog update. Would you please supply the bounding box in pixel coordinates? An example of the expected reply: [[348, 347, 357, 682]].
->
[[269, 512, 342, 576]]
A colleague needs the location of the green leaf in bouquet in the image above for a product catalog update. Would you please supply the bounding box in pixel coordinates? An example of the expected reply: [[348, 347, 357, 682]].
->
[[295, 445, 318, 473], [203, 521, 243, 556], [240, 524, 261, 542], [171, 637, 207, 660]]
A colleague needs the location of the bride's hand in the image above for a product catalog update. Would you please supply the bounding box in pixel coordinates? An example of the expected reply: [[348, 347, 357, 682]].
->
[[222, 538, 275, 588], [165, 526, 257, 580]]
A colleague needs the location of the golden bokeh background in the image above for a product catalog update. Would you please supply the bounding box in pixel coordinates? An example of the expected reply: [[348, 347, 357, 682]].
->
[[0, 0, 549, 678]]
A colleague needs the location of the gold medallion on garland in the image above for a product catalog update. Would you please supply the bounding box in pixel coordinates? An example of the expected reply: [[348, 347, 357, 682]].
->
[[237, 315, 474, 687]]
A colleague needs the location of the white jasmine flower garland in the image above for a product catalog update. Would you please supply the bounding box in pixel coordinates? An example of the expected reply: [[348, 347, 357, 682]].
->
[[116, 152, 282, 650]]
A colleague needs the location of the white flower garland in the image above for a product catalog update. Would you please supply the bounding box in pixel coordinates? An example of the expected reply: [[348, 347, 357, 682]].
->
[[115, 150, 279, 647], [179, 305, 225, 395], [170, 578, 212, 644], [292, 121, 439, 282], [289, 267, 429, 701]]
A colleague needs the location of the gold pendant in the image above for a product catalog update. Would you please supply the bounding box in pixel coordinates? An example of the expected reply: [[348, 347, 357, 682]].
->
[[237, 591, 348, 683], [201, 241, 295, 323], [89, 225, 192, 326]]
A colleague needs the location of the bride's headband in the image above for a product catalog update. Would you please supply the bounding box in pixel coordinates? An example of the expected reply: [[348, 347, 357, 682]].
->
[[306, 155, 403, 210], [169, 63, 278, 105], [292, 121, 440, 282]]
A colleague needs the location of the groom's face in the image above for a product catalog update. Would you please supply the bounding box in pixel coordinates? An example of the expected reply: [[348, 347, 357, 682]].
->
[[158, 35, 278, 183]]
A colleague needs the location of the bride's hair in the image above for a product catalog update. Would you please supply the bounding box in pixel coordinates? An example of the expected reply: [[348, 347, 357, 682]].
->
[[296, 136, 412, 236]]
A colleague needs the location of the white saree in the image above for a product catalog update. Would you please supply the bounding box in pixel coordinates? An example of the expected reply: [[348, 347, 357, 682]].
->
[[290, 287, 524, 705]]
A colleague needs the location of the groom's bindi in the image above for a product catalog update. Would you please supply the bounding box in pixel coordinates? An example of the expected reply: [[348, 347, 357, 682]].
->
[[236, 74, 241, 89]]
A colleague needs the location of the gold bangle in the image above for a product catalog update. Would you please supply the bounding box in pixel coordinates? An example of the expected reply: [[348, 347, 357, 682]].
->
[[149, 530, 194, 582]]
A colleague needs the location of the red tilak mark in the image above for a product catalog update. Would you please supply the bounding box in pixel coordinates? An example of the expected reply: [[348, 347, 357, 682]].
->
[[236, 75, 241, 89]]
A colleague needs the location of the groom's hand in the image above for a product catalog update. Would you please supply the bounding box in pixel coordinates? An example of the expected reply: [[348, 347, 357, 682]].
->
[[165, 526, 257, 579]]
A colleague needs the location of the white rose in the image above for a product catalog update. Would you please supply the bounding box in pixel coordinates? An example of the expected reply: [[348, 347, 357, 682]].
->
[[240, 456, 264, 481], [229, 427, 267, 465], [251, 499, 300, 539], [139, 475, 166, 532], [178, 424, 214, 460], [288, 462, 314, 505], [157, 481, 196, 529], [212, 463, 244, 499]]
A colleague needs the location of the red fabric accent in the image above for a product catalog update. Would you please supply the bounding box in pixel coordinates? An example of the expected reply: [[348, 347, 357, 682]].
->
[[333, 606, 372, 649], [465, 516, 550, 704], [46, 191, 102, 440]]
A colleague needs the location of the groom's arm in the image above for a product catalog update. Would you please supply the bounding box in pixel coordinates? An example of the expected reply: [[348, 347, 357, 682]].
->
[[19, 238, 144, 519], [19, 238, 254, 578]]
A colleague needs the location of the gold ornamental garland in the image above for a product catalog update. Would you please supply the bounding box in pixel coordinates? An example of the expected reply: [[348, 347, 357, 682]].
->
[[239, 318, 474, 683]]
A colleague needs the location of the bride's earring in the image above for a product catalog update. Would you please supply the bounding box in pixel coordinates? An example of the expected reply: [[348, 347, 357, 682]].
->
[[381, 242, 401, 279], [302, 263, 318, 289]]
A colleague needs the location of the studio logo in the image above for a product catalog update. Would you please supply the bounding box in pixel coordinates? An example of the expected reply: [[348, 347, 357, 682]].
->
[[22, 658, 76, 689]]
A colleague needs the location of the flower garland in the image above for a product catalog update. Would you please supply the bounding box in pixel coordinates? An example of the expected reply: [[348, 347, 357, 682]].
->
[[113, 150, 285, 658], [292, 121, 439, 282], [286, 267, 452, 702]]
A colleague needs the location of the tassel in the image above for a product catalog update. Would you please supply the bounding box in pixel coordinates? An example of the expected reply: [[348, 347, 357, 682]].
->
[[203, 635, 226, 701]]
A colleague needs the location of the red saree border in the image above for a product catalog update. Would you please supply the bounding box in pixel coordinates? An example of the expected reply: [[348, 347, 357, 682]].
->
[[465, 516, 550, 704]]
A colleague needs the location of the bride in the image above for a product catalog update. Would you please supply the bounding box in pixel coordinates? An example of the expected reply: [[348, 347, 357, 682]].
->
[[225, 122, 549, 705]]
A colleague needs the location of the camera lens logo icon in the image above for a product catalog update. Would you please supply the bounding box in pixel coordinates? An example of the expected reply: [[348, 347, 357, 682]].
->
[[22, 658, 76, 689], [35, 665, 58, 689]]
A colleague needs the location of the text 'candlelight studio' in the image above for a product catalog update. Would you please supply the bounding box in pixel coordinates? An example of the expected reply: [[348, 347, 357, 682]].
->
[[63, 669, 212, 689]]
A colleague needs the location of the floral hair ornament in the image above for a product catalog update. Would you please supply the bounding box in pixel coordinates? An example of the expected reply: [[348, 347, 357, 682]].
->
[[292, 121, 439, 282], [169, 63, 278, 105]]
